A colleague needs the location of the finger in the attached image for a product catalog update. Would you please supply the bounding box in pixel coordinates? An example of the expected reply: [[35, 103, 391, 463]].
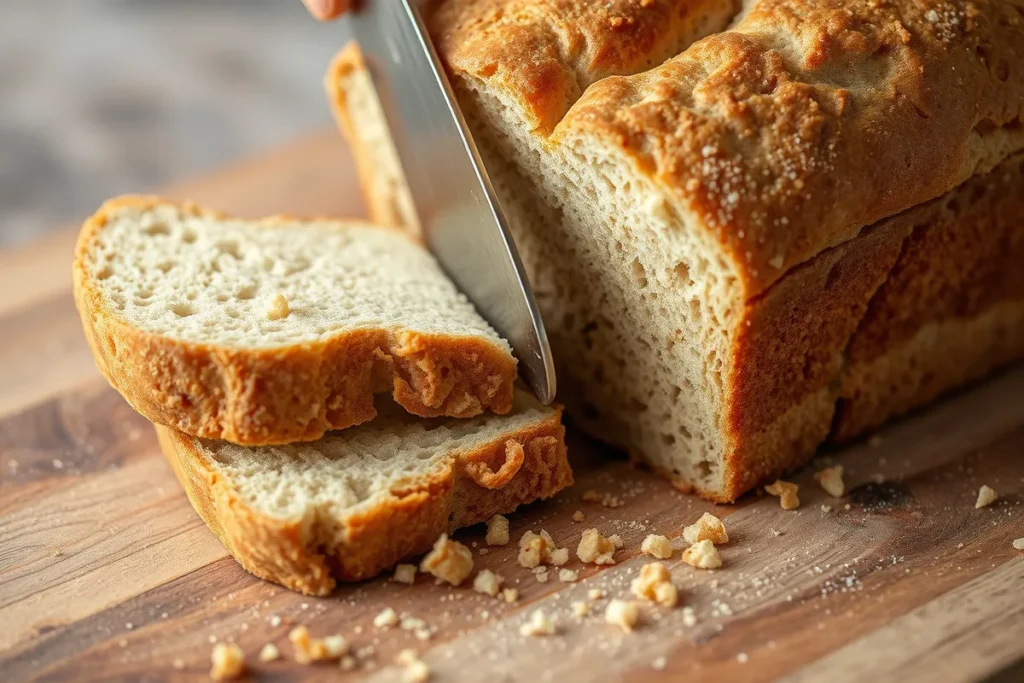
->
[[302, 0, 349, 21]]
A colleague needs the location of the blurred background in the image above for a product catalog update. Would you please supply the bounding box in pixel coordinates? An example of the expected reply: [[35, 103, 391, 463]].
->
[[1, 0, 345, 248]]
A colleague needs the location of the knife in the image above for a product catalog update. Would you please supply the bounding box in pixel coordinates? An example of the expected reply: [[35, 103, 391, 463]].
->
[[341, 0, 556, 405]]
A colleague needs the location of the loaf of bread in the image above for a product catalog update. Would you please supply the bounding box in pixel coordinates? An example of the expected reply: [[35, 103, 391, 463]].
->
[[158, 388, 570, 595], [73, 196, 517, 446], [329, 0, 1024, 501]]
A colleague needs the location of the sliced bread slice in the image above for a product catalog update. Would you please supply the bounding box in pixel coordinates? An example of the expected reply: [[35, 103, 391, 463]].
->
[[74, 196, 517, 445], [157, 389, 570, 595]]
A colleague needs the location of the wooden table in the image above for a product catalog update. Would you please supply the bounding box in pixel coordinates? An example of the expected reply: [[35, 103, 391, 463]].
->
[[1, 131, 1023, 683]]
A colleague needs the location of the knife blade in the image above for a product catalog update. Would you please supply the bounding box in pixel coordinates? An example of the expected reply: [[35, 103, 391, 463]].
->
[[341, 0, 556, 405]]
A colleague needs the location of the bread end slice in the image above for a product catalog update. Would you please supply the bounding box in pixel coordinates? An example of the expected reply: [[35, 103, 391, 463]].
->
[[157, 391, 570, 595], [325, 43, 420, 233], [74, 196, 517, 445]]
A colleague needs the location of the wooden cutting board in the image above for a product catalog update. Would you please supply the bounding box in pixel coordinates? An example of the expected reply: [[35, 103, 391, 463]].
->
[[1, 131, 1022, 683]]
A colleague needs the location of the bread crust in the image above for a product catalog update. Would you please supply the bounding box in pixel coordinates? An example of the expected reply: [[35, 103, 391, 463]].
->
[[429, 0, 741, 134], [156, 406, 571, 595], [833, 153, 1024, 439], [73, 196, 518, 446], [434, 0, 1024, 295]]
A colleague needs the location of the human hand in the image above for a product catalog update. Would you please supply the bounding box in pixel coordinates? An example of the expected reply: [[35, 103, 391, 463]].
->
[[301, 0, 352, 21]]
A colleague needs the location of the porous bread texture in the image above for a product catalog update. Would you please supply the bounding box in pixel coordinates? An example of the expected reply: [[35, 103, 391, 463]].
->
[[158, 389, 572, 595], [330, 0, 1024, 501], [89, 201, 502, 345], [74, 196, 517, 446]]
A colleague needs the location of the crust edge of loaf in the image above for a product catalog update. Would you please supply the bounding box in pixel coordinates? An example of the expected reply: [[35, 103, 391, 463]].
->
[[156, 407, 571, 595]]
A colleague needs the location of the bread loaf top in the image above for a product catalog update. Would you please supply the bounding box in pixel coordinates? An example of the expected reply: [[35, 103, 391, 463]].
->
[[430, 0, 739, 134], [431, 0, 1024, 295]]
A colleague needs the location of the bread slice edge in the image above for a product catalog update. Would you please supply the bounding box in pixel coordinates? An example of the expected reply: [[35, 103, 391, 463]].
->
[[73, 195, 518, 446], [156, 404, 571, 595]]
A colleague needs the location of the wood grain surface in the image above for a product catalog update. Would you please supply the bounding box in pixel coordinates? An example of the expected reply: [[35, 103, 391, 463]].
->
[[1, 130, 1022, 683]]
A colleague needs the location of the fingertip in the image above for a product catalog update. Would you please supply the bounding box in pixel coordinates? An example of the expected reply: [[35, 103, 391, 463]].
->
[[304, 0, 344, 21]]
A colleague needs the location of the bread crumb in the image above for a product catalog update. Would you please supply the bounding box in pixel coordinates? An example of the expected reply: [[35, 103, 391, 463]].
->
[[559, 568, 579, 583], [400, 615, 426, 632], [485, 515, 510, 545], [269, 615, 282, 627], [605, 600, 639, 632], [631, 562, 679, 607], [976, 485, 998, 509], [641, 534, 673, 559], [765, 480, 800, 510], [682, 606, 697, 626], [821, 504, 832, 513], [572, 601, 591, 617], [258, 643, 280, 662], [289, 626, 348, 663], [374, 607, 399, 628], [681, 540, 722, 569], [473, 569, 503, 597], [405, 660, 430, 682], [502, 588, 519, 603], [340, 655, 357, 671], [572, 510, 585, 522], [582, 489, 623, 508], [519, 609, 556, 636], [737, 652, 749, 664], [420, 534, 473, 586], [588, 588, 606, 600], [210, 643, 244, 680], [577, 528, 619, 565], [652, 656, 667, 670], [394, 564, 417, 584], [535, 568, 550, 583], [518, 530, 568, 568], [396, 650, 430, 682], [1012, 538, 1024, 550], [266, 293, 290, 320], [683, 512, 729, 545], [815, 465, 845, 497]]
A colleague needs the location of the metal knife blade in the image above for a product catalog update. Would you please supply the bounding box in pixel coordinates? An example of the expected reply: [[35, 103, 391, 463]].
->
[[341, 0, 556, 404]]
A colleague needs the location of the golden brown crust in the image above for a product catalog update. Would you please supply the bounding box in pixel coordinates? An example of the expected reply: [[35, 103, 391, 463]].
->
[[434, 0, 1024, 295], [429, 0, 740, 134], [73, 196, 517, 446], [729, 216, 910, 443], [720, 153, 1024, 500], [833, 153, 1024, 439], [835, 301, 1024, 442], [156, 406, 571, 595]]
